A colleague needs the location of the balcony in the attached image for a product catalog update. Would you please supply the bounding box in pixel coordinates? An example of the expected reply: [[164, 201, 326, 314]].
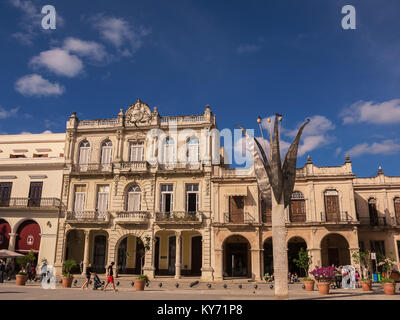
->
[[155, 211, 202, 225], [158, 163, 202, 171], [319, 211, 358, 224], [119, 161, 149, 173], [66, 211, 110, 224], [114, 211, 150, 225], [359, 216, 394, 227], [71, 163, 113, 174], [223, 212, 256, 224], [0, 198, 62, 210], [76, 118, 120, 129]]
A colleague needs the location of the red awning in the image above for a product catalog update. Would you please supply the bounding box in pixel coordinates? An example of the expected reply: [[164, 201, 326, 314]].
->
[[15, 220, 41, 254], [0, 219, 11, 250]]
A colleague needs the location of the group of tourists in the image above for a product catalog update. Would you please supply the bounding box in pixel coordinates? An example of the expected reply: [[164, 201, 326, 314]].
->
[[82, 261, 118, 292]]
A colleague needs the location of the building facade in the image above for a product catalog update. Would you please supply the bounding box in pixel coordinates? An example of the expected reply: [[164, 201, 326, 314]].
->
[[1, 100, 399, 281], [0, 133, 65, 269]]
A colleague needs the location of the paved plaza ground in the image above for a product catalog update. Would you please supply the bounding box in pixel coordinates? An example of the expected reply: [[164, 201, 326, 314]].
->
[[0, 277, 399, 300]]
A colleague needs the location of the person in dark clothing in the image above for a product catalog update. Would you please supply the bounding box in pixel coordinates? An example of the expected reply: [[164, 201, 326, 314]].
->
[[0, 259, 5, 283], [82, 263, 94, 290], [103, 262, 117, 292]]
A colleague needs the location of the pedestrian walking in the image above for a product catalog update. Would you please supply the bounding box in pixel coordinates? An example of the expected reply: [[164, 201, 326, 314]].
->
[[103, 262, 117, 292], [82, 263, 94, 290], [0, 259, 5, 283]]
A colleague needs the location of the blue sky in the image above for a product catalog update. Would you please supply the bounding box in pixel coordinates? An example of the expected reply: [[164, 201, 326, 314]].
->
[[1, 0, 400, 176]]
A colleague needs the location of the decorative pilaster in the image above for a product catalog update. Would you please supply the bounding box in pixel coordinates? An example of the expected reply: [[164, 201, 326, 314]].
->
[[175, 231, 181, 279]]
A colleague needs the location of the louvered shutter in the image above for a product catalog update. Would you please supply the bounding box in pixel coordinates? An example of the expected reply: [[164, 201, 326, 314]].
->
[[74, 193, 85, 217]]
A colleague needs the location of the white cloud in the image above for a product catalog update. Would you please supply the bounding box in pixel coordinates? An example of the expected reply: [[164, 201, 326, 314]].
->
[[347, 140, 400, 157], [63, 37, 108, 62], [15, 74, 64, 97], [341, 99, 400, 124], [41, 130, 53, 134], [91, 14, 150, 56], [30, 49, 83, 77], [10, 0, 64, 45], [0, 107, 19, 119], [236, 44, 260, 54]]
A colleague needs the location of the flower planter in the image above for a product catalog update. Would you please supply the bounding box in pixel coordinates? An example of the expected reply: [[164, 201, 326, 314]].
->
[[360, 280, 372, 291], [134, 279, 146, 291], [382, 283, 395, 295], [304, 280, 315, 291], [317, 282, 330, 295], [62, 276, 73, 288], [16, 274, 28, 286]]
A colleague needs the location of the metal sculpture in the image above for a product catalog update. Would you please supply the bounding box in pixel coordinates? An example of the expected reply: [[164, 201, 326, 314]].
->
[[238, 113, 309, 299]]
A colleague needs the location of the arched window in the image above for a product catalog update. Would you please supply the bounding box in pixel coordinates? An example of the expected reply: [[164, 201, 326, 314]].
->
[[290, 191, 306, 222], [368, 197, 378, 226], [187, 136, 199, 164], [126, 185, 141, 211], [101, 140, 113, 166], [324, 190, 340, 222], [394, 197, 400, 225], [78, 140, 90, 165], [163, 137, 175, 164]]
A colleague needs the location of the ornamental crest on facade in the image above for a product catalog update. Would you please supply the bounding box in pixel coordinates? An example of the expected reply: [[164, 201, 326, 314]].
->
[[125, 99, 152, 127]]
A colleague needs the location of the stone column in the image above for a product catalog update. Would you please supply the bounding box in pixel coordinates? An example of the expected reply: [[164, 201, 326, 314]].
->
[[82, 230, 90, 275], [201, 227, 214, 281], [143, 233, 155, 279], [213, 248, 223, 280], [175, 232, 181, 279], [309, 248, 322, 269], [8, 233, 17, 251], [251, 249, 262, 281]]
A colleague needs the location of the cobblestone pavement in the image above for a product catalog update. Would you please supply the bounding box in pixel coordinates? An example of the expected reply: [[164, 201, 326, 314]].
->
[[0, 279, 399, 300]]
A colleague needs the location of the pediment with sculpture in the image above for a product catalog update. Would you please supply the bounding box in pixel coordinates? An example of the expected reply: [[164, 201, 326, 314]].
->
[[125, 99, 153, 127]]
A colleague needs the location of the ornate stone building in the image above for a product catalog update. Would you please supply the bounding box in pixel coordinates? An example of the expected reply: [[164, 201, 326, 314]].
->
[[0, 133, 65, 269], [54, 99, 216, 279], [50, 99, 400, 280]]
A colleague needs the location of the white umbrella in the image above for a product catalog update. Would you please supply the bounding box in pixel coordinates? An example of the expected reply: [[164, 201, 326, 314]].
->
[[0, 249, 24, 258]]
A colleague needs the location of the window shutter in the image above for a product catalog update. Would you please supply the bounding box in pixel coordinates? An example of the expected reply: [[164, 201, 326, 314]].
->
[[101, 147, 112, 165], [74, 192, 85, 215]]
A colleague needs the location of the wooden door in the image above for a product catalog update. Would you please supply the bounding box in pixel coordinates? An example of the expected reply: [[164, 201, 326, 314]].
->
[[191, 236, 202, 276], [0, 182, 12, 207], [290, 200, 306, 222], [368, 201, 378, 226], [328, 248, 339, 266], [28, 182, 42, 207], [229, 196, 244, 223], [324, 195, 339, 222]]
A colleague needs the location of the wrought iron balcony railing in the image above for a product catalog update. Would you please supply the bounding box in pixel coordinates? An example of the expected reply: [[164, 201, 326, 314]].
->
[[224, 212, 255, 224], [359, 216, 392, 227], [0, 198, 61, 209], [71, 163, 113, 173], [66, 211, 110, 223], [320, 211, 357, 223], [155, 211, 202, 223], [115, 211, 150, 224]]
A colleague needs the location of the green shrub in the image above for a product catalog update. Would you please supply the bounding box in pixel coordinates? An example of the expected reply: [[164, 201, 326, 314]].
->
[[137, 274, 149, 282], [380, 277, 395, 284], [63, 259, 77, 277]]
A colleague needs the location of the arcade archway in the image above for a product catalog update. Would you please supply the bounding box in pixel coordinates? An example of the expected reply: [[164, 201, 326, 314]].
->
[[117, 235, 145, 274], [15, 220, 41, 266], [0, 219, 11, 250], [321, 233, 350, 267], [288, 237, 307, 276], [223, 235, 251, 278]]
